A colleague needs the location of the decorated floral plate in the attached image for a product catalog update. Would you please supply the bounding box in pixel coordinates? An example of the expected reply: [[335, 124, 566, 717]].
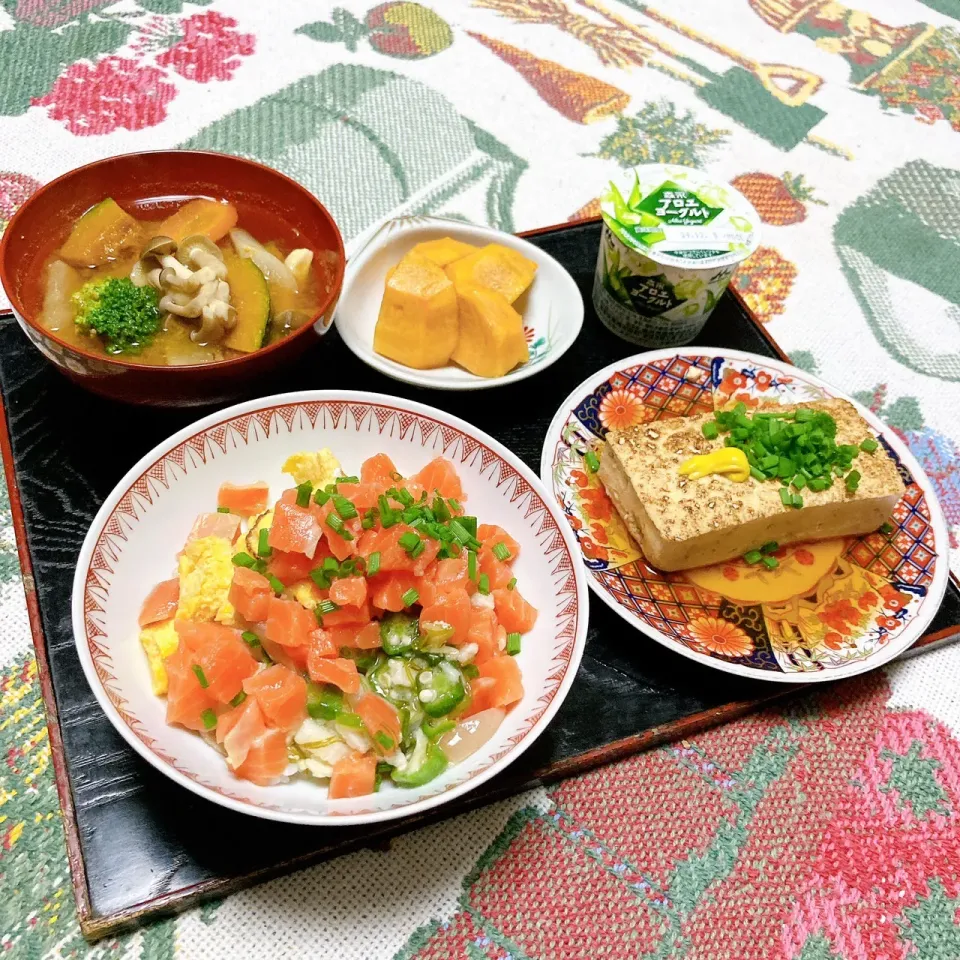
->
[[74, 391, 588, 825], [335, 216, 583, 390], [541, 349, 948, 683]]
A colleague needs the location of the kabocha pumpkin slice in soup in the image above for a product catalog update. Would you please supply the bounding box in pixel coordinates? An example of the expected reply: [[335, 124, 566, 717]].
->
[[222, 251, 271, 353], [158, 198, 238, 245], [445, 243, 537, 304], [409, 237, 478, 267], [58, 198, 142, 267], [373, 252, 459, 369], [451, 283, 529, 378]]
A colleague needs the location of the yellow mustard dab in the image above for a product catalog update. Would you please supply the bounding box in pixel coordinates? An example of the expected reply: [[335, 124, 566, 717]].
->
[[678, 448, 750, 482]]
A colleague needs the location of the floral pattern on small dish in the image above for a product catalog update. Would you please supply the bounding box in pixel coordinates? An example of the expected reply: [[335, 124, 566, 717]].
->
[[543, 349, 949, 682]]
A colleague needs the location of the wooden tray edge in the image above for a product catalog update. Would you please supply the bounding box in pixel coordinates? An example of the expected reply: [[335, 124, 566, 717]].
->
[[1, 214, 957, 937], [0, 397, 95, 928]]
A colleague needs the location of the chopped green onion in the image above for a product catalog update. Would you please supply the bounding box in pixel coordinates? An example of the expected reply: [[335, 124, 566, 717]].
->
[[229, 691, 247, 708], [462, 663, 480, 679], [232, 551, 257, 568], [201, 708, 217, 730], [374, 731, 395, 751], [241, 631, 260, 648], [378, 495, 398, 528], [779, 487, 793, 507], [317, 599, 339, 615], [507, 577, 517, 591], [333, 495, 358, 520], [702, 421, 719, 440], [432, 496, 451, 522], [880, 522, 894, 535], [296, 481, 313, 507], [467, 550, 478, 581], [860, 438, 879, 453], [401, 587, 419, 607], [744, 550, 762, 564], [845, 470, 861, 492], [460, 516, 478, 539], [366, 551, 381, 577], [762, 556, 779, 570], [477, 573, 490, 595], [337, 712, 362, 729], [310, 569, 330, 590], [792, 493, 804, 508], [492, 541, 512, 562], [447, 498, 462, 514], [192, 664, 209, 689], [761, 541, 778, 554], [217, 506, 231, 514], [340, 559, 358, 576], [584, 450, 600, 473], [257, 527, 272, 558], [506, 632, 522, 655], [397, 488, 415, 507], [398, 531, 422, 555], [335, 476, 359, 485], [267, 574, 285, 596], [361, 509, 377, 530], [313, 488, 330, 506], [326, 512, 354, 540], [449, 519, 472, 545]]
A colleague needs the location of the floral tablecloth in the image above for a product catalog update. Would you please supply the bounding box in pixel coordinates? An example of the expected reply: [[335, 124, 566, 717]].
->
[[2, 0, 960, 956]]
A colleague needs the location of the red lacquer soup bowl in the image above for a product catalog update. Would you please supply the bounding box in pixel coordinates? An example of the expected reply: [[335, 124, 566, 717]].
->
[[0, 151, 345, 407]]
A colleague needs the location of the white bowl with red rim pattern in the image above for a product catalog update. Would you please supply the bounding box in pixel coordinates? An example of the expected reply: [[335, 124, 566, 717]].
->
[[74, 391, 588, 825], [541, 348, 949, 683]]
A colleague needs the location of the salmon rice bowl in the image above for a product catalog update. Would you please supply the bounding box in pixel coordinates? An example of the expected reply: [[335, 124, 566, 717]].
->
[[136, 447, 538, 799]]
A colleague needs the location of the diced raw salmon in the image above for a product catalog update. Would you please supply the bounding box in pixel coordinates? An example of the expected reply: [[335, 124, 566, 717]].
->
[[329, 576, 367, 609], [492, 587, 538, 634], [235, 726, 289, 785], [260, 635, 308, 672], [264, 595, 316, 648], [356, 525, 418, 573], [164, 642, 218, 731], [412, 538, 441, 577], [360, 453, 398, 487], [413, 457, 464, 501], [478, 655, 524, 707], [216, 697, 265, 768], [308, 627, 337, 660], [313, 500, 361, 561], [307, 656, 360, 694], [354, 693, 401, 755], [462, 677, 498, 718], [322, 602, 372, 627], [479, 552, 513, 591], [478, 525, 520, 562], [419, 588, 471, 643], [186, 511, 241, 546], [328, 751, 377, 799], [174, 620, 259, 704], [139, 578, 179, 627], [217, 481, 269, 516], [331, 481, 381, 512], [267, 549, 317, 586], [229, 567, 273, 622], [269, 502, 322, 559], [465, 606, 498, 663], [370, 572, 419, 612], [331, 622, 381, 650], [243, 664, 307, 732]]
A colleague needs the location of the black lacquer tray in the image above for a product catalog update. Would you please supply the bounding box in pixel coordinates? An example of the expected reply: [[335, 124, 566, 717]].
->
[[2, 219, 958, 939]]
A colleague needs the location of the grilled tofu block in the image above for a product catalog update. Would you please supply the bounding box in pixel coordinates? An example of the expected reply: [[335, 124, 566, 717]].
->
[[598, 398, 905, 572]]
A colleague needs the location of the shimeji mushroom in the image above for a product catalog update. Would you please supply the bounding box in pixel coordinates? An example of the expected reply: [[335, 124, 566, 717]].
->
[[229, 228, 298, 291], [134, 234, 235, 344]]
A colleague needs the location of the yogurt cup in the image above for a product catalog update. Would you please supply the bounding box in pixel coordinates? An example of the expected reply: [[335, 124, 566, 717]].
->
[[592, 164, 760, 347]]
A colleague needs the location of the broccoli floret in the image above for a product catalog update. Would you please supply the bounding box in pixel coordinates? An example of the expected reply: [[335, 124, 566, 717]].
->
[[71, 277, 161, 355]]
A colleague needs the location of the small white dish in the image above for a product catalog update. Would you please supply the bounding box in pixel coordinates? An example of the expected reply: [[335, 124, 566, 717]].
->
[[74, 390, 588, 825], [335, 216, 584, 390]]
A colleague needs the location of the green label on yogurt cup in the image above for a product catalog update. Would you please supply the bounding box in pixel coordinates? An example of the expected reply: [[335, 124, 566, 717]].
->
[[600, 163, 759, 269]]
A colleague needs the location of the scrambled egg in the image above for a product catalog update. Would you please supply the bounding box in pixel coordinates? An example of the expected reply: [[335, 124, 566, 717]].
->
[[282, 448, 341, 487], [139, 620, 179, 695], [245, 508, 274, 555], [287, 579, 322, 609], [176, 535, 236, 624]]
